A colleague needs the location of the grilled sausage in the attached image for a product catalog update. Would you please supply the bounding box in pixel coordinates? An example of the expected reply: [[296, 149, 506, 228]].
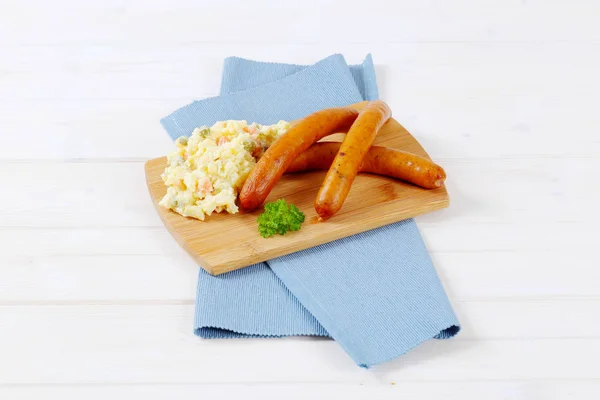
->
[[287, 142, 446, 189], [239, 106, 359, 211], [314, 101, 392, 218]]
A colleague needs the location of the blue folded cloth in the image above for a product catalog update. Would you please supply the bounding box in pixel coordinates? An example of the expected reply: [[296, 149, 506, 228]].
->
[[160, 54, 460, 367]]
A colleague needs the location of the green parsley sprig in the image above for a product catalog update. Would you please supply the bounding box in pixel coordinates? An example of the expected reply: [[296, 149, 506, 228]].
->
[[257, 199, 305, 238]]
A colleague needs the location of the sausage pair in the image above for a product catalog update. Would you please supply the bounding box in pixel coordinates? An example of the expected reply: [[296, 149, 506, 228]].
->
[[239, 107, 359, 211], [239, 102, 446, 218]]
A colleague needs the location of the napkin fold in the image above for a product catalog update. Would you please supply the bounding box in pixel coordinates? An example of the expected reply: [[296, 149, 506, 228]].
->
[[160, 54, 459, 367]]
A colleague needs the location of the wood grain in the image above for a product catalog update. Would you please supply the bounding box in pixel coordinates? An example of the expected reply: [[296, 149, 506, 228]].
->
[[145, 101, 449, 275]]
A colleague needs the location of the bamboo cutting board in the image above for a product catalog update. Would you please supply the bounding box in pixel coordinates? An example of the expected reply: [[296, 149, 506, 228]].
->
[[145, 101, 449, 275]]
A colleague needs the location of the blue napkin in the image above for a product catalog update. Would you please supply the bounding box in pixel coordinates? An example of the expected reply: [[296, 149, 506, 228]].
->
[[160, 54, 460, 367]]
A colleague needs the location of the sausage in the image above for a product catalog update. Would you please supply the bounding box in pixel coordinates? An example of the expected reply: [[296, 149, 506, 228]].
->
[[314, 100, 392, 219], [239, 106, 359, 211], [287, 142, 446, 189]]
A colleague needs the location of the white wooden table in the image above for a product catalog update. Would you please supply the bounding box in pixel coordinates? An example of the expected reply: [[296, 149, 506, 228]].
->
[[1, 1, 598, 398]]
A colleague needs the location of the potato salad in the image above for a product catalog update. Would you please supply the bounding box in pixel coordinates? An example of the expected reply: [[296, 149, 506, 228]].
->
[[159, 120, 290, 221]]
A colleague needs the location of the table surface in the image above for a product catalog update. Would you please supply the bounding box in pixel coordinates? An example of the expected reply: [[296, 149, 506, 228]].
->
[[1, 1, 598, 399]]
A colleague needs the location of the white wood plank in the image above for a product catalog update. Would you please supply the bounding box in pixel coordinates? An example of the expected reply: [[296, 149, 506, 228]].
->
[[3, 42, 597, 101], [0, 100, 174, 161], [421, 221, 598, 252], [1, 41, 598, 160], [373, 338, 599, 382], [0, 305, 598, 384], [1, 299, 595, 341], [2, 94, 597, 160], [2, 381, 599, 400], [420, 158, 598, 224], [0, 255, 199, 303], [1, 298, 598, 341], [0, 159, 596, 227], [433, 251, 600, 301], [0, 304, 369, 385], [1, 251, 598, 303], [0, 163, 164, 228], [1, 0, 598, 46], [457, 300, 600, 339]]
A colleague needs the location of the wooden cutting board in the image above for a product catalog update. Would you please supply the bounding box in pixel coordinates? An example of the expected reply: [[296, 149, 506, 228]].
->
[[145, 101, 449, 275]]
